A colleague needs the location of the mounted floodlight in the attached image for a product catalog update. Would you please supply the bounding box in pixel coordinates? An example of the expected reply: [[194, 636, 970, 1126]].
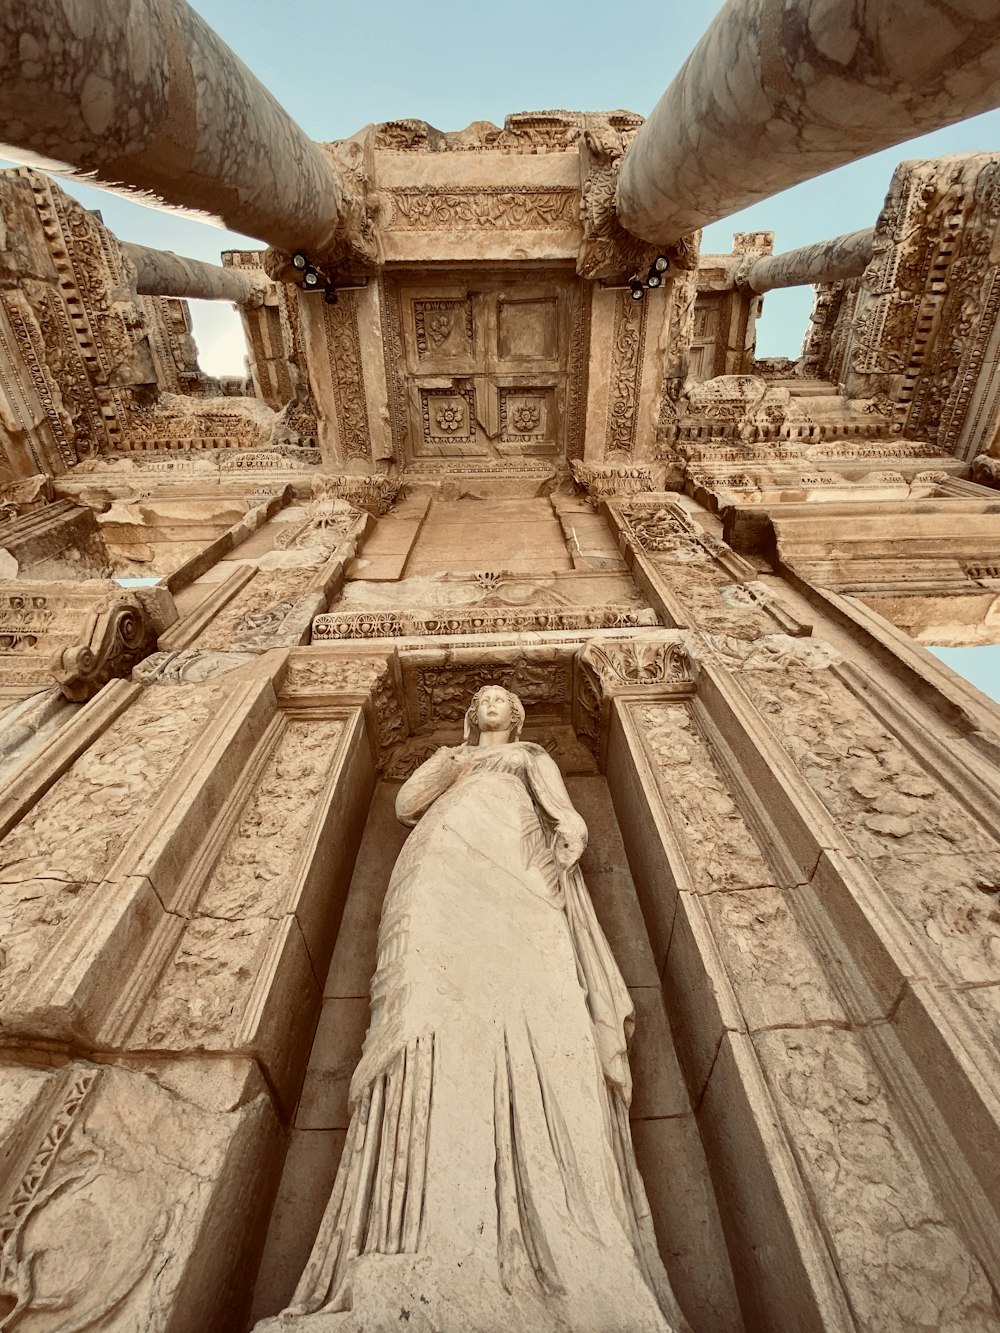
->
[[646, 269, 663, 288], [291, 252, 308, 270], [652, 255, 669, 273], [324, 285, 339, 305], [628, 277, 645, 301], [302, 268, 321, 288]]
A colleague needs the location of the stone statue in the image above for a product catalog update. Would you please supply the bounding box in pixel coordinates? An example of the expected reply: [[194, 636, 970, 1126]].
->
[[264, 685, 689, 1333]]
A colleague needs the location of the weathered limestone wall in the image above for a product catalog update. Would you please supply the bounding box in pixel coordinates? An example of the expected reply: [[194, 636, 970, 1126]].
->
[[2, 476, 1000, 1330], [597, 498, 1000, 1328], [0, 655, 375, 1330]]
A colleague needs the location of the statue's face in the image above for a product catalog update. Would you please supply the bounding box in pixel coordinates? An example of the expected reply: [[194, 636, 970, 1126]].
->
[[476, 686, 514, 733]]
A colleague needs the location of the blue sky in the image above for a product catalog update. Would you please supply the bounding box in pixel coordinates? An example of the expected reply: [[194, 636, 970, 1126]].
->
[[5, 0, 1000, 375], [929, 647, 1000, 706]]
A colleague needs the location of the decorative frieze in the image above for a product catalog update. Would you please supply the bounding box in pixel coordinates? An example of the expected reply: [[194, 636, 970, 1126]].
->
[[313, 605, 657, 640], [381, 186, 579, 231], [572, 461, 658, 506], [322, 292, 371, 461], [604, 291, 648, 456]]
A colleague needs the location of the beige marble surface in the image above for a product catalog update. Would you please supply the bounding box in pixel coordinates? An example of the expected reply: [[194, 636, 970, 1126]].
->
[[0, 0, 351, 253], [618, 0, 1000, 243]]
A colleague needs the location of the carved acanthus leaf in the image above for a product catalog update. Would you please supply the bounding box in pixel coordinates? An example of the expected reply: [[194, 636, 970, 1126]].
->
[[571, 461, 657, 507], [577, 121, 696, 282]]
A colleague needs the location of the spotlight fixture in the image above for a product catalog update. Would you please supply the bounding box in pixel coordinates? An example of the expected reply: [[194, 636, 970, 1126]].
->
[[302, 268, 321, 288], [651, 255, 670, 274], [628, 276, 645, 301], [323, 285, 339, 305], [646, 268, 663, 289], [291, 252, 308, 271]]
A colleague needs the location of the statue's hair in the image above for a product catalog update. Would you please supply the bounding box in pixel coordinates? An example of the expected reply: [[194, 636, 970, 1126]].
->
[[463, 685, 525, 743]]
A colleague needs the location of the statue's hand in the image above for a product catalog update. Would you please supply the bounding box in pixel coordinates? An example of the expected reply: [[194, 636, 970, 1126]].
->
[[435, 746, 468, 782], [553, 830, 584, 869]]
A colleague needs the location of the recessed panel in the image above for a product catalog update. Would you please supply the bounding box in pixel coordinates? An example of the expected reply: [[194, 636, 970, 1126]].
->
[[498, 387, 557, 454], [412, 298, 474, 362], [497, 297, 558, 362], [415, 387, 484, 456]]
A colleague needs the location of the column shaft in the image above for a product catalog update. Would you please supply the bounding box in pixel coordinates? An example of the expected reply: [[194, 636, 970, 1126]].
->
[[123, 242, 273, 306], [618, 0, 1000, 244], [741, 228, 876, 293], [0, 0, 349, 254]]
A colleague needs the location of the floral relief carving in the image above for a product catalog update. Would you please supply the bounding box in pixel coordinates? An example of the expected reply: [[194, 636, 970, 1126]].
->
[[757, 1028, 996, 1328], [414, 663, 566, 727], [512, 403, 540, 432], [134, 720, 343, 1047], [195, 571, 313, 653], [385, 187, 579, 231], [744, 660, 998, 862], [0, 684, 221, 1008], [314, 475, 399, 517], [604, 292, 647, 456], [572, 463, 657, 506], [322, 292, 371, 462], [582, 635, 693, 689], [435, 403, 464, 433], [639, 702, 773, 895]]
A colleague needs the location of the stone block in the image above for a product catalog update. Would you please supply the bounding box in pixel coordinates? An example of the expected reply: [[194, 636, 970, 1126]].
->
[[754, 1024, 997, 1330], [250, 1128, 347, 1323], [702, 884, 849, 1032], [698, 1032, 854, 1332], [0, 1058, 282, 1333], [893, 978, 1000, 1214], [628, 985, 690, 1121], [287, 711, 374, 980], [295, 995, 370, 1131], [662, 892, 744, 1106], [567, 774, 659, 986], [631, 1115, 744, 1333], [605, 705, 682, 973], [324, 783, 407, 999], [807, 847, 924, 1021]]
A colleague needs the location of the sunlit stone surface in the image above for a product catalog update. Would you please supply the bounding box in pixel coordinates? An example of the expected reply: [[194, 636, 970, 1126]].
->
[[0, 4, 999, 1330]]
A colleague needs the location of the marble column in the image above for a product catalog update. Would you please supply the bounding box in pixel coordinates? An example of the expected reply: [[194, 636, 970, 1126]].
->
[[123, 243, 274, 307], [617, 0, 1000, 245], [738, 228, 875, 294], [0, 0, 351, 255]]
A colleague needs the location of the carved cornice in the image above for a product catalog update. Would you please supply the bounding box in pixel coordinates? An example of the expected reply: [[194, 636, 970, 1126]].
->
[[572, 461, 658, 506], [372, 110, 632, 154]]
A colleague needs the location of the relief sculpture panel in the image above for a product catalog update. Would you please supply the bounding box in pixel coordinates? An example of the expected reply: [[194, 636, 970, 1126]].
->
[[381, 270, 588, 467], [258, 687, 689, 1332], [0, 683, 221, 1017]]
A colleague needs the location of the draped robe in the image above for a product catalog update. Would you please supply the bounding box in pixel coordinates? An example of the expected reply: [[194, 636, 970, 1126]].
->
[[280, 741, 688, 1333]]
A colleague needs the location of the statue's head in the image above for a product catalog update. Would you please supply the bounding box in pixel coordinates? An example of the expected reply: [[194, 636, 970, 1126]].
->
[[464, 684, 525, 744]]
